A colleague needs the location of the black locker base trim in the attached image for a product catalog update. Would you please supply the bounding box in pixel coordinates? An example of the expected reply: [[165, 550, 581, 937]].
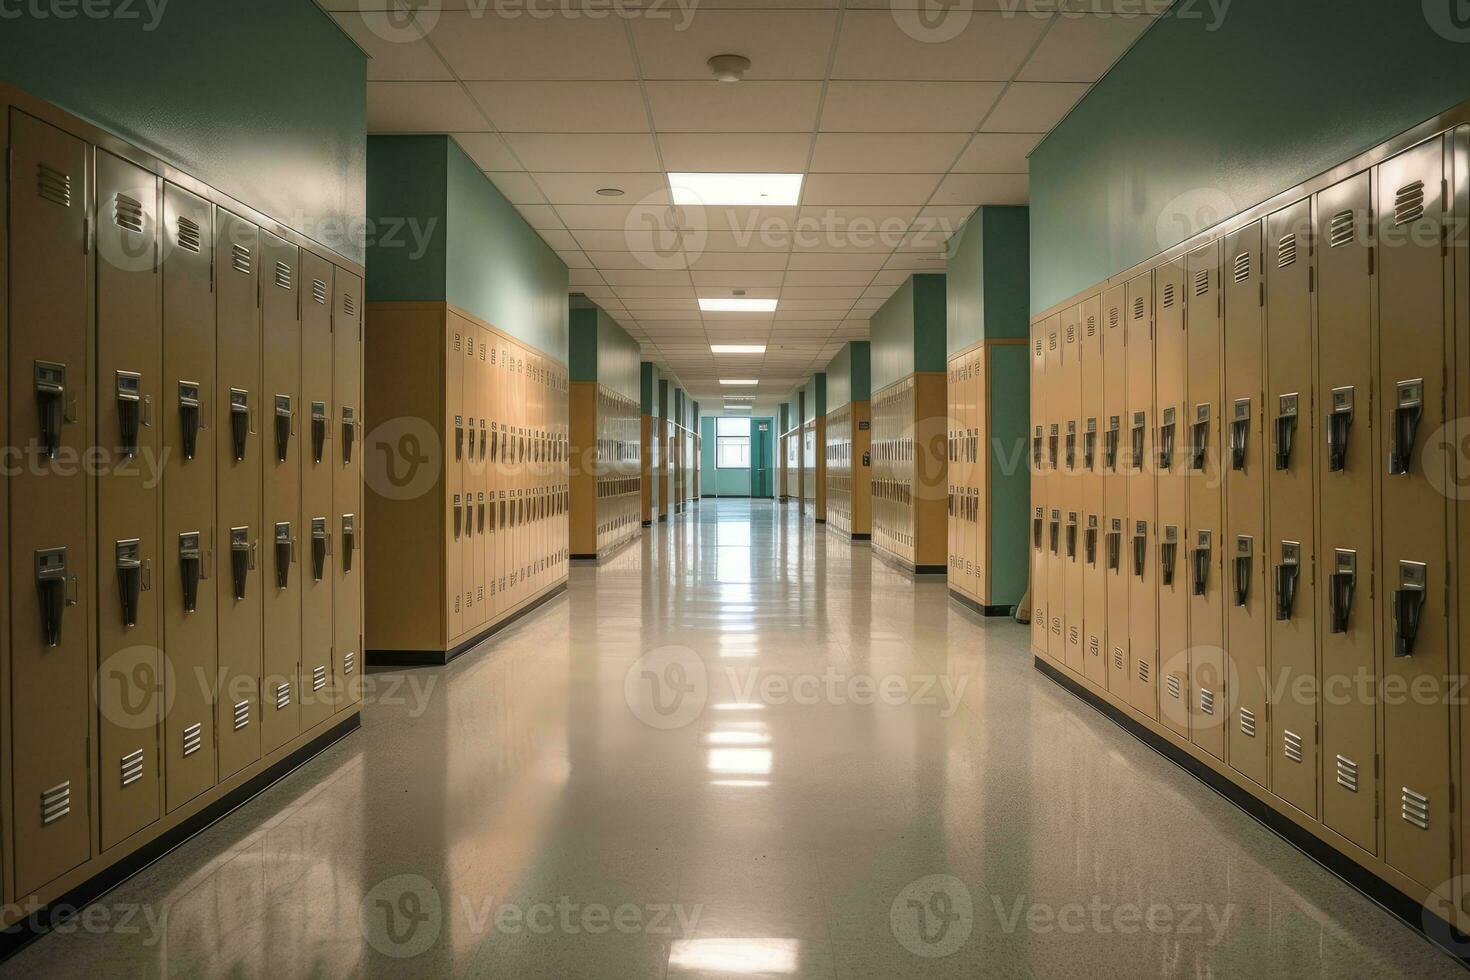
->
[[1033, 656, 1470, 969], [822, 523, 871, 543], [367, 582, 569, 667], [872, 547, 946, 577], [571, 532, 641, 565], [0, 711, 361, 964], [948, 589, 1013, 617], [641, 520, 652, 527]]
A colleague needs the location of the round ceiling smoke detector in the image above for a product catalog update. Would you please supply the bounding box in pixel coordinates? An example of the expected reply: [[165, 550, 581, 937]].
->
[[708, 54, 751, 82], [595, 187, 625, 197]]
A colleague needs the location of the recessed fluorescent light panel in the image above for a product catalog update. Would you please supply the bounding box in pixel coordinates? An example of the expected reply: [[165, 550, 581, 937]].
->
[[669, 172, 803, 206], [710, 344, 767, 354], [700, 298, 778, 313], [724, 405, 753, 412], [720, 379, 758, 386]]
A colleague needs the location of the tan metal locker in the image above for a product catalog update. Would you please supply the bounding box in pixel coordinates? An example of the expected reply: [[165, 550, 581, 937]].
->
[[260, 231, 301, 756], [947, 361, 960, 589], [8, 112, 93, 896], [214, 209, 262, 781], [160, 183, 217, 812], [460, 325, 477, 633], [1264, 198, 1317, 817], [1154, 260, 1189, 737], [1101, 285, 1130, 696], [1315, 171, 1376, 853], [487, 343, 500, 620], [1185, 241, 1226, 761], [472, 325, 490, 631], [446, 323, 464, 641], [969, 351, 985, 598], [1063, 309, 1085, 675], [1030, 323, 1048, 654], [1078, 295, 1107, 687], [1125, 272, 1158, 719], [1045, 317, 1066, 664], [1376, 139, 1451, 891], [299, 254, 335, 731], [95, 150, 163, 850], [334, 272, 364, 706], [1223, 220, 1268, 788]]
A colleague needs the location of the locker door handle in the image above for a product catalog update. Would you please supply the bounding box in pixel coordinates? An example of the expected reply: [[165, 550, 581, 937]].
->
[[229, 388, 250, 462], [1048, 515, 1060, 555], [179, 382, 202, 461], [453, 495, 462, 539], [311, 402, 328, 464], [1106, 529, 1121, 572], [1104, 423, 1119, 471], [1190, 416, 1209, 471], [1192, 541, 1211, 596], [275, 395, 293, 463], [1326, 387, 1353, 472], [1047, 428, 1059, 469], [1132, 527, 1147, 579], [342, 515, 357, 573], [1082, 427, 1096, 470], [1232, 537, 1253, 607], [36, 547, 69, 646], [1392, 561, 1426, 657], [179, 533, 202, 613], [1274, 551, 1300, 621], [1273, 395, 1298, 471], [479, 423, 487, 461], [275, 522, 293, 590], [1160, 537, 1177, 587], [1157, 418, 1175, 471], [1328, 549, 1356, 633], [1031, 430, 1042, 470], [1064, 429, 1076, 470], [1084, 525, 1097, 565], [116, 539, 142, 627], [464, 497, 474, 537], [311, 519, 329, 581], [230, 527, 252, 601], [478, 497, 486, 533], [1065, 519, 1077, 560], [116, 370, 142, 459], [341, 408, 357, 464], [467, 418, 476, 458], [1389, 379, 1423, 476], [1130, 418, 1145, 470], [1230, 399, 1250, 471], [34, 360, 66, 459]]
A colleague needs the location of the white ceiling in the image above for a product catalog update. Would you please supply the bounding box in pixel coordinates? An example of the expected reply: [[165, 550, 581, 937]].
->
[[327, 0, 1166, 401]]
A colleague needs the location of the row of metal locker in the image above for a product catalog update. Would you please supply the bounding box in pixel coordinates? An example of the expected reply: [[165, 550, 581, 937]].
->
[[1029, 124, 1467, 900], [592, 386, 640, 555], [947, 348, 988, 601], [4, 108, 364, 906], [445, 314, 569, 648], [872, 379, 919, 564], [824, 403, 869, 537], [780, 424, 801, 502]]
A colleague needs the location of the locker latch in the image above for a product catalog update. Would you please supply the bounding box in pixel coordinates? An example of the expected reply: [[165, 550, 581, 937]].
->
[[1392, 560, 1426, 658], [1326, 386, 1353, 473], [1083, 418, 1097, 470], [465, 494, 475, 538], [1130, 412, 1146, 470], [1232, 535, 1253, 607], [179, 532, 202, 614], [1160, 525, 1178, 587], [230, 526, 254, 601], [342, 406, 357, 464], [1032, 506, 1043, 550], [453, 494, 463, 539], [1230, 398, 1251, 471], [229, 388, 250, 462], [179, 381, 202, 461], [311, 517, 329, 581], [1105, 416, 1120, 471], [116, 370, 143, 459], [1065, 421, 1077, 471], [116, 538, 143, 627], [1132, 521, 1148, 578], [1084, 515, 1098, 565], [490, 422, 499, 462], [36, 547, 71, 646], [1046, 508, 1060, 555], [1192, 530, 1212, 596], [455, 415, 465, 461], [1190, 403, 1210, 471], [479, 419, 487, 461], [1065, 512, 1078, 560], [1323, 548, 1356, 636], [467, 416, 477, 458], [1273, 393, 1298, 471], [1106, 519, 1122, 573], [34, 360, 67, 459], [1158, 407, 1176, 471], [275, 522, 293, 590], [342, 514, 357, 573], [312, 401, 329, 464], [275, 394, 293, 463], [1388, 379, 1423, 476], [478, 492, 487, 533], [1274, 541, 1301, 621], [1048, 424, 1059, 470]]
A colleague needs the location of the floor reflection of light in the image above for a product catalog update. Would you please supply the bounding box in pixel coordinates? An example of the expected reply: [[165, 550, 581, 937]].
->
[[669, 938, 798, 974], [712, 702, 764, 711], [709, 779, 770, 788], [706, 730, 770, 745], [707, 747, 772, 775]]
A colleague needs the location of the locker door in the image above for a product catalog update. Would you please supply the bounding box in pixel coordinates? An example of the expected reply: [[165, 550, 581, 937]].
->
[[971, 349, 987, 600], [473, 325, 491, 629], [96, 150, 163, 850], [1185, 241, 1226, 760], [1101, 285, 1130, 695], [299, 255, 335, 731], [333, 271, 364, 706], [1030, 321, 1047, 654], [1078, 295, 1107, 687], [486, 344, 500, 621], [1315, 172, 1376, 853], [1045, 317, 1066, 663], [947, 360, 959, 587], [260, 231, 301, 756], [460, 325, 477, 630], [1264, 198, 1317, 817], [8, 112, 91, 896], [446, 323, 464, 641], [1377, 140, 1451, 890], [215, 209, 262, 780], [161, 183, 217, 812], [1062, 309, 1085, 674], [1154, 259, 1189, 737], [1125, 272, 1157, 719], [1223, 220, 1268, 788]]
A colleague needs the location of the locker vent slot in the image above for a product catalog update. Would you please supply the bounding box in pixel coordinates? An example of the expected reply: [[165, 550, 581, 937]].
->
[[1232, 252, 1251, 283], [176, 216, 201, 253], [1276, 233, 1297, 268], [114, 193, 145, 233], [1132, 296, 1145, 320], [1162, 283, 1175, 309], [121, 748, 145, 787], [233, 699, 251, 731], [231, 243, 252, 275], [183, 722, 202, 757], [1335, 755, 1359, 793], [274, 260, 293, 291], [1069, 626, 1079, 645], [1393, 180, 1425, 226], [1199, 688, 1215, 716], [312, 278, 328, 304], [1239, 707, 1256, 738], [1048, 333, 1057, 351], [344, 650, 356, 674], [1088, 636, 1100, 658], [1112, 647, 1124, 670], [37, 163, 72, 207], [41, 781, 71, 825], [1329, 209, 1355, 248], [1194, 270, 1209, 296], [1137, 659, 1150, 683], [313, 664, 328, 692], [1166, 674, 1181, 700], [1086, 315, 1096, 337], [1283, 729, 1303, 764], [275, 682, 291, 711], [1108, 307, 1119, 329], [1401, 787, 1429, 830], [343, 293, 356, 318]]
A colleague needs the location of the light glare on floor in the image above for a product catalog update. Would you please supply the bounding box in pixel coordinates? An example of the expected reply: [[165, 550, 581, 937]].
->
[[702, 298, 779, 312], [669, 939, 799, 974], [707, 729, 770, 745], [707, 748, 773, 775], [669, 172, 803, 206]]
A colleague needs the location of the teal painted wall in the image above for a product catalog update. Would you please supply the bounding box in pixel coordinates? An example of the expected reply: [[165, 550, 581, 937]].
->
[[799, 375, 826, 422], [947, 211, 985, 354], [640, 363, 655, 415], [569, 304, 598, 382], [980, 208, 1030, 341], [872, 274, 947, 390], [912, 274, 948, 372], [1030, 0, 1470, 312], [0, 0, 366, 263], [988, 345, 1031, 607], [569, 302, 640, 401], [365, 137, 447, 304], [826, 341, 871, 410]]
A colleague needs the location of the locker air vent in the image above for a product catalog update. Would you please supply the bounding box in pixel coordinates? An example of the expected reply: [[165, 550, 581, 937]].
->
[[1113, 647, 1124, 670], [344, 650, 356, 674], [121, 748, 145, 788], [233, 699, 250, 731], [1335, 755, 1359, 793], [41, 781, 71, 825], [313, 664, 328, 691], [1088, 636, 1100, 658], [1283, 729, 1303, 764], [312, 278, 328, 304], [1401, 786, 1429, 830], [1329, 209, 1355, 248], [1194, 270, 1209, 296], [274, 260, 293, 290], [1086, 315, 1096, 336], [1132, 296, 1145, 320], [1239, 706, 1256, 738], [1394, 180, 1425, 226], [114, 193, 145, 234], [231, 242, 252, 275], [1137, 659, 1150, 683], [37, 163, 71, 207], [1162, 283, 1175, 309], [176, 216, 202, 253], [1109, 307, 1119, 329], [275, 682, 291, 711], [183, 721, 202, 757], [1276, 233, 1297, 268], [343, 293, 356, 318], [1232, 252, 1251, 283], [1199, 688, 1215, 716], [1048, 332, 1057, 351], [1166, 674, 1181, 700]]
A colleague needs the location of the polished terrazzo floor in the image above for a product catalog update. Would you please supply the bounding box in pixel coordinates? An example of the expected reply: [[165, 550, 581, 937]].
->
[[5, 499, 1463, 978]]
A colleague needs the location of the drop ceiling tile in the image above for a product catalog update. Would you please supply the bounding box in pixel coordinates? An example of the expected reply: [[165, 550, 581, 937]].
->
[[701, 206, 800, 234], [780, 286, 866, 300], [513, 204, 563, 230], [534, 228, 580, 251], [788, 235, 892, 255], [635, 319, 704, 331], [869, 269, 914, 287], [820, 81, 1005, 132], [568, 269, 605, 286], [451, 133, 521, 171], [691, 270, 788, 288], [885, 253, 949, 271], [331, 13, 451, 81], [981, 82, 1091, 132], [781, 270, 877, 287], [586, 250, 690, 269], [635, 310, 712, 320], [657, 133, 814, 172], [695, 231, 793, 253], [630, 10, 839, 80], [801, 173, 941, 206], [618, 298, 701, 311], [366, 82, 487, 132], [468, 81, 649, 132], [808, 132, 969, 174], [774, 300, 856, 312], [536, 172, 670, 205], [1018, 12, 1157, 83], [431, 11, 637, 80], [951, 132, 1043, 173], [786, 252, 888, 271], [501, 133, 662, 172], [930, 172, 1030, 206], [611, 285, 698, 298], [687, 252, 791, 272], [831, 11, 1048, 81], [553, 205, 647, 230], [485, 172, 546, 204], [645, 81, 823, 132], [602, 269, 697, 287], [555, 249, 593, 269]]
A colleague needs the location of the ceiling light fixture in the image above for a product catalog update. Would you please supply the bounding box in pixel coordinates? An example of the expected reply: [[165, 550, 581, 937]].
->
[[671, 173, 802, 207], [711, 344, 767, 354], [707, 54, 751, 82], [595, 187, 625, 197], [700, 298, 778, 312], [720, 379, 758, 386]]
